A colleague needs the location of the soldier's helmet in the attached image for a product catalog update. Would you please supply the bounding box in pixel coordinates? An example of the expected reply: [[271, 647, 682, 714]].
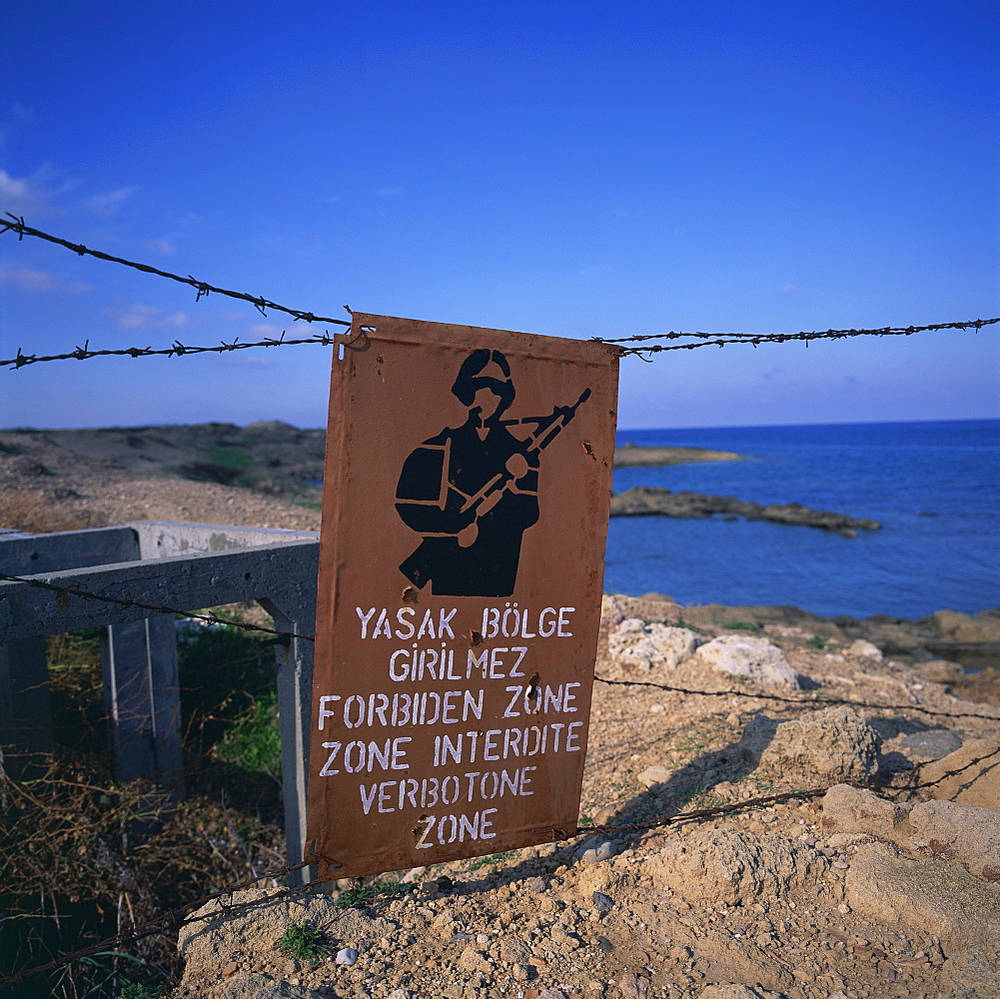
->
[[451, 349, 515, 414]]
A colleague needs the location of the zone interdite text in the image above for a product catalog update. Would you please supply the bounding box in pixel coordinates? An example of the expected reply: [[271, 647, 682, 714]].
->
[[315, 602, 584, 849]]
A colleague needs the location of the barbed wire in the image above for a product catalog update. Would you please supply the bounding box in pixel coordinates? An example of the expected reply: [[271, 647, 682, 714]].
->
[[591, 673, 1000, 722], [589, 743, 1000, 836], [2, 215, 996, 368], [1, 330, 359, 370], [0, 571, 313, 642], [0, 214, 352, 325], [2, 570, 997, 721], [4, 742, 996, 990], [598, 317, 1000, 357]]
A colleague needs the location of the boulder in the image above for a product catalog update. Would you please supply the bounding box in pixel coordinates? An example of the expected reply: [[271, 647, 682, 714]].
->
[[648, 829, 827, 906], [938, 944, 1000, 999], [933, 610, 1000, 644], [845, 842, 1000, 954], [636, 765, 674, 789], [912, 659, 966, 685], [693, 635, 801, 688], [919, 738, 1000, 812], [608, 618, 700, 669], [821, 784, 909, 840], [845, 639, 882, 660], [898, 729, 962, 763], [739, 706, 881, 780], [217, 973, 318, 998], [905, 799, 1000, 882]]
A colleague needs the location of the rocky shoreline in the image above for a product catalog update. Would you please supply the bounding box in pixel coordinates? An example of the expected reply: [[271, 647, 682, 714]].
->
[[610, 487, 880, 536]]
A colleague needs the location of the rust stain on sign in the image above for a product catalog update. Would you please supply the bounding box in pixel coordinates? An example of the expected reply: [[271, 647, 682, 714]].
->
[[306, 313, 620, 878]]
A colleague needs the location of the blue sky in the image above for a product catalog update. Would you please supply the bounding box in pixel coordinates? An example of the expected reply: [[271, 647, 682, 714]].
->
[[1, 0, 997, 430]]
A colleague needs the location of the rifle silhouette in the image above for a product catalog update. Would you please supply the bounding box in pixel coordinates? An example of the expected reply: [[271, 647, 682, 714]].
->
[[458, 387, 592, 517]]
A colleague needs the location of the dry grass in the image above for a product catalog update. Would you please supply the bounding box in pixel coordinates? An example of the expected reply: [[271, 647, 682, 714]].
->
[[0, 616, 286, 997]]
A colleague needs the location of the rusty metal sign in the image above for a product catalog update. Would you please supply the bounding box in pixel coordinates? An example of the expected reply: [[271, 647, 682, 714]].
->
[[306, 314, 620, 878]]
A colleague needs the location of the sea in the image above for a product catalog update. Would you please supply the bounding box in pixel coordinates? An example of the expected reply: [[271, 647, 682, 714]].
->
[[604, 419, 1000, 621]]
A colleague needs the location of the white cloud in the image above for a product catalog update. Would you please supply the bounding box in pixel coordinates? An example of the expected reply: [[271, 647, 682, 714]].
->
[[144, 238, 176, 255], [0, 170, 31, 203], [83, 186, 138, 216], [779, 283, 796, 294], [223, 355, 274, 367], [377, 186, 403, 196], [247, 323, 284, 338], [162, 311, 189, 329], [110, 304, 191, 330], [0, 266, 92, 293], [0, 166, 77, 216]]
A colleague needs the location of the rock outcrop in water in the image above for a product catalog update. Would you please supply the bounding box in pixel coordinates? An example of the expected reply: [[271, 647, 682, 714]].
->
[[614, 443, 742, 466], [609, 485, 881, 536]]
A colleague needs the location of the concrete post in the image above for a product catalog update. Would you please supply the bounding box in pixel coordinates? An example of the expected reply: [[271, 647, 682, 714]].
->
[[100, 615, 183, 790], [0, 637, 53, 780]]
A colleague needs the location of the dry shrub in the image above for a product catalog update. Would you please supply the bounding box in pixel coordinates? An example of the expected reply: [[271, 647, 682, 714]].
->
[[0, 755, 285, 995]]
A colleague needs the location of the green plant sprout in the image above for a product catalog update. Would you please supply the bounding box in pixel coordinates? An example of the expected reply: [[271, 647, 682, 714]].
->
[[466, 849, 516, 872], [278, 920, 331, 964], [335, 880, 417, 909], [713, 620, 763, 635]]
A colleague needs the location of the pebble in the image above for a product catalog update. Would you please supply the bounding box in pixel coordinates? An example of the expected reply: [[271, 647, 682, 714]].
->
[[592, 891, 615, 915], [579, 840, 618, 865], [618, 970, 650, 997], [335, 948, 359, 966]]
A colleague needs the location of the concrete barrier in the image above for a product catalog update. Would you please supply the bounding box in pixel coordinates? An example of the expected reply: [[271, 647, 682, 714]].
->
[[0, 521, 318, 875]]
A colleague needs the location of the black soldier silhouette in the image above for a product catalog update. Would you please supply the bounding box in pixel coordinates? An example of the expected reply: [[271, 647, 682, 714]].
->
[[395, 349, 590, 597]]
